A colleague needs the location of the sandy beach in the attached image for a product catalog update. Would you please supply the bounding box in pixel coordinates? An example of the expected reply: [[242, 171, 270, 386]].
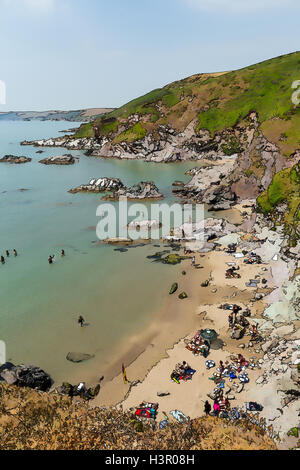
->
[[90, 228, 299, 448], [93, 246, 267, 408]]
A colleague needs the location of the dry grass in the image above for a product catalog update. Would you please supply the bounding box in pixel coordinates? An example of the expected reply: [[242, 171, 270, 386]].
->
[[0, 384, 276, 450]]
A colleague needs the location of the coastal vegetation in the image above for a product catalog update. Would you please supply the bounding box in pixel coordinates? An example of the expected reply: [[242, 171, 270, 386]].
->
[[0, 383, 276, 450], [257, 162, 300, 243]]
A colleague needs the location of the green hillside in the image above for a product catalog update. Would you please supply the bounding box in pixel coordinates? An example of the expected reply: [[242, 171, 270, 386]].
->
[[76, 51, 300, 157], [74, 52, 300, 240]]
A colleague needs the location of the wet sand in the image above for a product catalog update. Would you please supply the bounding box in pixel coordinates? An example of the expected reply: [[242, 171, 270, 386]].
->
[[92, 248, 267, 409]]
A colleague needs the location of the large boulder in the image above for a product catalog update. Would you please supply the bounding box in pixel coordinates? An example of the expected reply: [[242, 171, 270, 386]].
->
[[0, 363, 52, 391]]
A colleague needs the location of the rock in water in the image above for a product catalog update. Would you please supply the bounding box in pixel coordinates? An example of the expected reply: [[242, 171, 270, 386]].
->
[[39, 154, 76, 165], [179, 292, 188, 299], [169, 283, 178, 295], [163, 254, 183, 265], [69, 177, 124, 194], [66, 352, 95, 363], [0, 155, 32, 164]]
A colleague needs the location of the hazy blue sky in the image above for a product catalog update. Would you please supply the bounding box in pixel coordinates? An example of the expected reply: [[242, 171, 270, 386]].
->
[[0, 0, 300, 111]]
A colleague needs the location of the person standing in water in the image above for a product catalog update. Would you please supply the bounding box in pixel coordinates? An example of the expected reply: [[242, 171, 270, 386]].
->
[[1, 256, 5, 264], [48, 255, 54, 265], [61, 249, 65, 257], [6, 250, 9, 257], [78, 315, 85, 327], [13, 249, 18, 257]]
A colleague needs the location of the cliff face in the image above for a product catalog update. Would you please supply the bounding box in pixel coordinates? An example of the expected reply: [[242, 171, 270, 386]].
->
[[0, 383, 276, 450], [21, 52, 300, 241]]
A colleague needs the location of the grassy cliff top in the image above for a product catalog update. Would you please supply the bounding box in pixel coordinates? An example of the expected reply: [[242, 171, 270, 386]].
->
[[76, 51, 300, 156]]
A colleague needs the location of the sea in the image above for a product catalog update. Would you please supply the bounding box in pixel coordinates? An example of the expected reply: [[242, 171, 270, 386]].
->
[[0, 120, 199, 385]]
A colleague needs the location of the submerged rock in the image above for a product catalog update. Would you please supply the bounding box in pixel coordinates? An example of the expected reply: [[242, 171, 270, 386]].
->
[[66, 352, 95, 363], [163, 254, 183, 265]]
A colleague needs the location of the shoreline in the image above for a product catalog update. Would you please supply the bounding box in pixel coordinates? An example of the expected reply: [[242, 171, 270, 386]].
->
[[91, 246, 266, 407], [88, 230, 299, 448]]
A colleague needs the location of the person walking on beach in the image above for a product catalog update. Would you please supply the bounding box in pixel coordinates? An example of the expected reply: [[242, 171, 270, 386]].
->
[[13, 249, 18, 257], [192, 256, 196, 266], [78, 315, 85, 327]]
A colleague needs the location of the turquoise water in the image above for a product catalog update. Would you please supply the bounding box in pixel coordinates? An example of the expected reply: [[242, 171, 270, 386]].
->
[[0, 121, 197, 385]]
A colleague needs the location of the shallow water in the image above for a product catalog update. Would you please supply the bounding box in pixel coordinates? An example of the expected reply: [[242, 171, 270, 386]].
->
[[0, 121, 197, 384]]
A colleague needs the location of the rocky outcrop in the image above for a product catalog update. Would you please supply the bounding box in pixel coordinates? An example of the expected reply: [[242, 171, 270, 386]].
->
[[39, 154, 77, 165], [69, 177, 124, 194], [174, 158, 238, 210], [0, 155, 32, 164], [103, 181, 164, 201], [0, 363, 52, 391]]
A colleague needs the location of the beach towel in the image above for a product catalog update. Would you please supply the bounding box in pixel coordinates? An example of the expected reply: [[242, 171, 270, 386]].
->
[[170, 410, 189, 423]]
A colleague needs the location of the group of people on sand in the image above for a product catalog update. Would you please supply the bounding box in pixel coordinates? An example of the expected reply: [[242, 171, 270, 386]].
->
[[1, 249, 18, 264], [48, 250, 65, 264], [170, 361, 196, 383]]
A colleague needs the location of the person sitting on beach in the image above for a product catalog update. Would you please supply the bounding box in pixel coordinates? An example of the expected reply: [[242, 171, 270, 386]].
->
[[226, 267, 234, 278], [13, 249, 18, 257], [78, 315, 85, 327], [226, 243, 237, 254], [236, 354, 248, 369]]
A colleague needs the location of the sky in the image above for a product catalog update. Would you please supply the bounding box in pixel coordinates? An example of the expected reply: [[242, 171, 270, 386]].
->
[[0, 0, 299, 111]]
